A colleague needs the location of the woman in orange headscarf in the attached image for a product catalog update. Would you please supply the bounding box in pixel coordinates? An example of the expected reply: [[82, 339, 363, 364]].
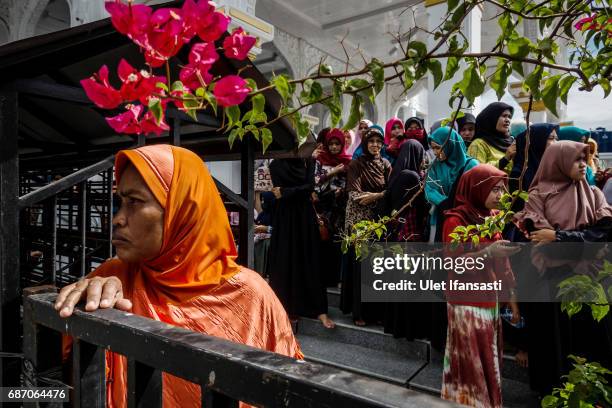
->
[[56, 145, 302, 407]]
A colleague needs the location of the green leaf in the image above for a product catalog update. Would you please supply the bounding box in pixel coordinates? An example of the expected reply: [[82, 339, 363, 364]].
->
[[251, 93, 265, 115], [343, 95, 363, 131], [271, 74, 293, 103], [171, 81, 185, 92], [225, 105, 241, 129], [450, 3, 468, 25], [300, 79, 323, 104], [322, 98, 342, 128], [261, 128, 273, 152], [347, 78, 370, 91], [490, 59, 511, 101], [400, 59, 416, 89], [181, 94, 200, 122], [507, 37, 532, 59], [228, 128, 239, 149], [591, 303, 610, 322], [445, 57, 460, 81], [428, 60, 443, 90], [498, 13, 514, 36], [540, 395, 559, 408], [600, 78, 611, 98], [366, 58, 385, 96], [524, 65, 544, 99], [519, 191, 529, 202], [580, 59, 597, 78], [447, 0, 459, 12], [559, 76, 577, 105], [148, 98, 163, 125], [458, 63, 485, 105], [245, 78, 257, 91], [471, 234, 480, 246], [512, 61, 524, 78], [542, 75, 561, 117], [157, 81, 169, 92], [291, 111, 311, 147], [319, 64, 333, 75], [407, 41, 427, 58], [249, 128, 260, 141]]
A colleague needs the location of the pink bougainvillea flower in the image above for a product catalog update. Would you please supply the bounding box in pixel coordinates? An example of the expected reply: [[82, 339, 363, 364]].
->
[[105, 1, 151, 47], [80, 65, 122, 109], [223, 27, 256, 60], [106, 104, 144, 134], [140, 109, 170, 136], [213, 75, 249, 107], [197, 10, 230, 42], [143, 48, 167, 68], [180, 0, 201, 41], [117, 59, 166, 104], [182, 0, 230, 43], [188, 42, 219, 67], [178, 42, 218, 90], [179, 64, 213, 91], [147, 8, 185, 60], [575, 15, 596, 31]]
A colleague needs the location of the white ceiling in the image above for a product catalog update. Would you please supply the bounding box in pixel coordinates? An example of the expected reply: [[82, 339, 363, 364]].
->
[[255, 0, 424, 67]]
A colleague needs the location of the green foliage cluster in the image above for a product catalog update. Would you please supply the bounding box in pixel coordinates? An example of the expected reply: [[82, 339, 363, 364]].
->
[[541, 355, 612, 408]]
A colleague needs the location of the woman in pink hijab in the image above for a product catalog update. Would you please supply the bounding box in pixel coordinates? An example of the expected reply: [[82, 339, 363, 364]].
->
[[514, 140, 612, 396], [384, 117, 406, 158], [347, 119, 373, 155]]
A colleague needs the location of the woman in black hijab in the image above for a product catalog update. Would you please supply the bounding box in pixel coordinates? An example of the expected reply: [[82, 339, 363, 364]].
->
[[468, 102, 516, 172], [267, 158, 334, 328], [456, 112, 476, 147], [404, 117, 429, 151], [386, 139, 427, 241], [382, 140, 432, 340]]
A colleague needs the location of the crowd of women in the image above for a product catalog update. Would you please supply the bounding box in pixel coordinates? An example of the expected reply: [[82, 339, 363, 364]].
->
[[252, 100, 612, 408]]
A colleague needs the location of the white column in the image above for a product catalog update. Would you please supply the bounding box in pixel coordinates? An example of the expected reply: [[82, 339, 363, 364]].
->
[[426, 0, 482, 122]]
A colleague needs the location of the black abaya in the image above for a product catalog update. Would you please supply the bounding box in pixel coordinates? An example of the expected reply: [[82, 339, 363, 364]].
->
[[518, 221, 612, 395], [266, 159, 328, 318]]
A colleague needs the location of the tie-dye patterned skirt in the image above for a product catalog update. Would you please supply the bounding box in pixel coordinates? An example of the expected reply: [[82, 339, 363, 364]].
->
[[441, 303, 503, 408]]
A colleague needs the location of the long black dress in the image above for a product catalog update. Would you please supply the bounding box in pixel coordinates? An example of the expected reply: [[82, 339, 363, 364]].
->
[[381, 140, 432, 340], [519, 221, 612, 395], [266, 158, 328, 318]]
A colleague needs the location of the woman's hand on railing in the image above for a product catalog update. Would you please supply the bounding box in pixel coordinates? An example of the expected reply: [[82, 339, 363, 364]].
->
[[54, 276, 132, 318]]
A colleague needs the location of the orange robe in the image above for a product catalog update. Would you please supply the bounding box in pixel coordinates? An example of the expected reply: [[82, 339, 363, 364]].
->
[[66, 145, 302, 407], [90, 261, 302, 407]]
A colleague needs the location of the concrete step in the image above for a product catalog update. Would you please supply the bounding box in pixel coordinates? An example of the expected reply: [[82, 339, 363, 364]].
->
[[298, 306, 429, 360], [297, 333, 540, 408], [327, 286, 340, 308], [297, 306, 539, 407], [318, 299, 530, 384]]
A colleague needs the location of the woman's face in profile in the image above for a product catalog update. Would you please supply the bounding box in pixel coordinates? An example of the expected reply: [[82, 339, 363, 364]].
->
[[112, 164, 164, 263]]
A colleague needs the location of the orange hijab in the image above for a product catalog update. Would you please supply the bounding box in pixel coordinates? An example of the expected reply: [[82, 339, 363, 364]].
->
[[83, 145, 301, 407], [106, 144, 241, 303]]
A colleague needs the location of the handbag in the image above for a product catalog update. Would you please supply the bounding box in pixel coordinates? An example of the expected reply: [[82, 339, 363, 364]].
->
[[313, 203, 330, 241]]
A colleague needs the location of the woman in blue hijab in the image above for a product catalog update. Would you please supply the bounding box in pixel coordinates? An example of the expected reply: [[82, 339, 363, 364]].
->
[[425, 126, 479, 242]]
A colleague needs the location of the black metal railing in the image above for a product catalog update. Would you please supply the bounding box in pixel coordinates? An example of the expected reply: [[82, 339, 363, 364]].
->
[[22, 292, 454, 408]]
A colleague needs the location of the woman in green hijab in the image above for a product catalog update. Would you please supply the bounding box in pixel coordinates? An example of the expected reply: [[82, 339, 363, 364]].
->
[[425, 126, 479, 242], [559, 126, 596, 185]]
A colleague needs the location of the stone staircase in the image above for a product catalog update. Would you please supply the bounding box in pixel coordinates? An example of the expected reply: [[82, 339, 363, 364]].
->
[[295, 288, 541, 408]]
